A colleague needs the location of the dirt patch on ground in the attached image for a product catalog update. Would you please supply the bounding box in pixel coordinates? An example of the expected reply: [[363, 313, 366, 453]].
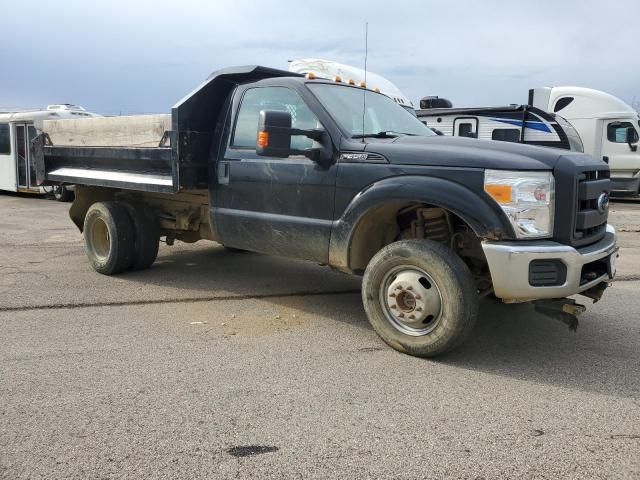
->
[[183, 297, 308, 338]]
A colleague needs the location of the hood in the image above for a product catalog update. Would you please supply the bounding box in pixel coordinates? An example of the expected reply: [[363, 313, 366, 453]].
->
[[362, 135, 583, 170]]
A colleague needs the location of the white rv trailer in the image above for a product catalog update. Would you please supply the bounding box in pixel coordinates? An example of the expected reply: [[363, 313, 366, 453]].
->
[[416, 101, 584, 151], [417, 87, 640, 196], [0, 105, 100, 199], [288, 58, 416, 113]]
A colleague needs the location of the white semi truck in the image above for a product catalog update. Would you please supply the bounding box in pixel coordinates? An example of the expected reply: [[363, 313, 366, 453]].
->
[[288, 59, 415, 113], [418, 87, 640, 196]]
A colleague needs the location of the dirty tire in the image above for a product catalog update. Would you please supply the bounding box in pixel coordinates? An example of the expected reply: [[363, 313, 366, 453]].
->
[[123, 202, 160, 270], [83, 201, 135, 275], [53, 186, 74, 202], [362, 239, 478, 358]]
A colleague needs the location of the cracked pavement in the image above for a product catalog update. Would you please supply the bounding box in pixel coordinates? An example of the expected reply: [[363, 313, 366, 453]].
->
[[1, 193, 639, 479]]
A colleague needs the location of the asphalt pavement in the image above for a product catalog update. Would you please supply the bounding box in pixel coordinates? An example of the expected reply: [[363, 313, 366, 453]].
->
[[1, 193, 639, 479]]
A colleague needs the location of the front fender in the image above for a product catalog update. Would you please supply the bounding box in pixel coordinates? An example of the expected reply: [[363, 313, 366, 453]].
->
[[328, 175, 514, 272]]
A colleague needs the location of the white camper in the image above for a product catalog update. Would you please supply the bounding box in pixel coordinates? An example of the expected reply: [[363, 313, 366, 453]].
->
[[0, 105, 100, 200], [288, 58, 415, 113]]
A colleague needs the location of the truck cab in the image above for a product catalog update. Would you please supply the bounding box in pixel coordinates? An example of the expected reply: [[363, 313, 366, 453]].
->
[[530, 86, 640, 195]]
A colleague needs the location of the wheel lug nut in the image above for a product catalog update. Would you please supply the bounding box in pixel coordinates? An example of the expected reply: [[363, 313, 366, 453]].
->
[[408, 315, 415, 320], [415, 307, 422, 312], [389, 293, 396, 298], [398, 313, 405, 318], [414, 294, 421, 300], [390, 304, 397, 309], [406, 286, 413, 291]]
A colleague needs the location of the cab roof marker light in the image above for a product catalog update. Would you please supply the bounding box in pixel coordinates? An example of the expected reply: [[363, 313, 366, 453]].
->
[[348, 79, 356, 85], [333, 75, 342, 83], [305, 72, 316, 80], [374, 87, 381, 93], [359, 81, 366, 88]]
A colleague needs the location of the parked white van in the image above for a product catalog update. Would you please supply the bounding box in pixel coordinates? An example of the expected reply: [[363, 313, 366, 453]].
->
[[0, 105, 100, 200]]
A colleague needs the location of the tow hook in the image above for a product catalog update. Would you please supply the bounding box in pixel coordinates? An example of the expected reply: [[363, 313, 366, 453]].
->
[[534, 298, 586, 332]]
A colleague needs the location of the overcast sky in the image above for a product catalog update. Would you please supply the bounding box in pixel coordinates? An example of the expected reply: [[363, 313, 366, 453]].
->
[[1, 0, 638, 114]]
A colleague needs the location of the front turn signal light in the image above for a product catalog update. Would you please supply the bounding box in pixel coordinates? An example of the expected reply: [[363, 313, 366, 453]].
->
[[484, 184, 512, 204]]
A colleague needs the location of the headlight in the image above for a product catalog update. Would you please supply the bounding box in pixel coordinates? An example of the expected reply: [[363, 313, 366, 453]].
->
[[484, 170, 555, 239]]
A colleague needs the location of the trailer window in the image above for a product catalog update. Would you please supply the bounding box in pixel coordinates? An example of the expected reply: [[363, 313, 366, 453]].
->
[[607, 121, 638, 143], [492, 128, 520, 142], [232, 87, 318, 150], [458, 123, 473, 137], [0, 124, 10, 155]]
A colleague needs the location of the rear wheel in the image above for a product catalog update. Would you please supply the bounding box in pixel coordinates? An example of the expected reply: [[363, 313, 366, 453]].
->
[[123, 202, 160, 270], [362, 239, 478, 357], [83, 201, 135, 275]]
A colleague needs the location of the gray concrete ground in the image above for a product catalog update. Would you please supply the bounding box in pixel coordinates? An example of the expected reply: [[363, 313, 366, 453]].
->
[[1, 193, 639, 479]]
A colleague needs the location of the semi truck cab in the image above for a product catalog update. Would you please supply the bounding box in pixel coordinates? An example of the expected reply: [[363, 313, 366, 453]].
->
[[530, 86, 640, 196]]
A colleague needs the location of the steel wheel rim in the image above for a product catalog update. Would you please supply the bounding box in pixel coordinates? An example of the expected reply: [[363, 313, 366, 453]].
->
[[88, 218, 111, 260], [379, 265, 443, 336]]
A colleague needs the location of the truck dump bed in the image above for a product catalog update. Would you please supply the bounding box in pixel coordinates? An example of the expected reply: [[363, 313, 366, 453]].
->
[[37, 114, 176, 193], [32, 65, 298, 194]]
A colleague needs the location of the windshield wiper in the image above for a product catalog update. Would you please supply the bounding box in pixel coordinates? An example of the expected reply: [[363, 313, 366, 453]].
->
[[352, 131, 419, 139], [352, 131, 401, 139]]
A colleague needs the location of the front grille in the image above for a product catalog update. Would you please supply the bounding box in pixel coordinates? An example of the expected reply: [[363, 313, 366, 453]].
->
[[553, 157, 610, 247], [573, 169, 609, 245]]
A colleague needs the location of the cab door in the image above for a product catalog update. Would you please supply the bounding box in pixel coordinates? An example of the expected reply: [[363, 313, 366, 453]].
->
[[602, 119, 640, 192], [14, 123, 38, 190], [215, 85, 337, 262]]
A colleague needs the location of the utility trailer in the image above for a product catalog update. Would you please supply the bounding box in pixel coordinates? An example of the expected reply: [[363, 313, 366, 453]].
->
[[33, 66, 618, 358]]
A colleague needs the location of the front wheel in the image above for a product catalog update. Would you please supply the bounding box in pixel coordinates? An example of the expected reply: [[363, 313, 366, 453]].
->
[[362, 239, 478, 358]]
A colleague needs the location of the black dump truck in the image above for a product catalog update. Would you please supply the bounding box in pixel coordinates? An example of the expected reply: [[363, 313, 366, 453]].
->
[[33, 66, 618, 357]]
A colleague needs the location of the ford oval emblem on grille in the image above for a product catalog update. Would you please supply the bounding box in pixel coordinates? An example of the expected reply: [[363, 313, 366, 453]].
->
[[597, 192, 610, 213]]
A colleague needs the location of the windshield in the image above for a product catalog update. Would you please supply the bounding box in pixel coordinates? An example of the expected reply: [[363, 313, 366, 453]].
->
[[308, 84, 434, 138]]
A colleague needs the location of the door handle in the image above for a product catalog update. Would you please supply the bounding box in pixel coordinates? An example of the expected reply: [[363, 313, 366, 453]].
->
[[218, 161, 230, 185]]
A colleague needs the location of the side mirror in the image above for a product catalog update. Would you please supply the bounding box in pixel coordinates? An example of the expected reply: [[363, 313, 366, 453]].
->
[[256, 110, 330, 163], [626, 127, 638, 152], [256, 110, 293, 158]]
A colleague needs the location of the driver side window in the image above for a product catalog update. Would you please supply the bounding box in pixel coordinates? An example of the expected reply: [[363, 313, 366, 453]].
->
[[232, 86, 319, 151], [607, 121, 638, 143]]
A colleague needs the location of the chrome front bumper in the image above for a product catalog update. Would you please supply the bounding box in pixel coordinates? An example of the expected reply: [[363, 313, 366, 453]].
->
[[482, 225, 618, 302]]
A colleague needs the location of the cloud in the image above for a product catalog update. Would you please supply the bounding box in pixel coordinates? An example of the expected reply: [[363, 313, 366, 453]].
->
[[1, 0, 638, 112]]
